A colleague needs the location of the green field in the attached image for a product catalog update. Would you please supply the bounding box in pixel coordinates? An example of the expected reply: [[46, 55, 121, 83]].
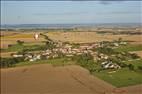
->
[[1, 43, 46, 52], [93, 59, 142, 87], [94, 68, 142, 87], [115, 44, 142, 52], [14, 58, 74, 67], [124, 59, 142, 69]]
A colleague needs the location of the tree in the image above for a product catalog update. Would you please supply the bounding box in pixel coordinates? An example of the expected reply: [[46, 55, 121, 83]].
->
[[40, 33, 53, 42], [17, 40, 24, 45], [96, 47, 116, 55], [0, 57, 24, 68], [73, 53, 97, 73], [138, 66, 142, 70], [118, 37, 122, 43], [45, 41, 56, 50], [128, 64, 134, 70], [40, 33, 56, 50], [130, 53, 140, 59]]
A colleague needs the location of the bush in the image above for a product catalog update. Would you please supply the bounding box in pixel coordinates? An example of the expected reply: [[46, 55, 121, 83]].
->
[[0, 57, 24, 68]]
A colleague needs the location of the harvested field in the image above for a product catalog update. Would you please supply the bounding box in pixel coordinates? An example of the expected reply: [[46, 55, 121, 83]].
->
[[47, 32, 142, 43], [121, 85, 142, 94], [1, 64, 141, 94], [1, 31, 44, 48], [1, 31, 142, 48]]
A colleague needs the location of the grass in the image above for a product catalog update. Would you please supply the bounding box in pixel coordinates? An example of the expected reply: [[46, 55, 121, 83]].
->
[[93, 59, 142, 87], [1, 44, 46, 52], [115, 44, 142, 52], [14, 57, 74, 67], [2, 44, 24, 52], [24, 42, 45, 46], [94, 68, 142, 87], [124, 59, 142, 70]]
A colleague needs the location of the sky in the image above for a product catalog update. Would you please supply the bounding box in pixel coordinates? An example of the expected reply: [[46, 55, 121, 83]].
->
[[1, 1, 142, 24]]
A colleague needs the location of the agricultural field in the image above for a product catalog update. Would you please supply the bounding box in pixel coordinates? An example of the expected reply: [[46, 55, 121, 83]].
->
[[1, 30, 142, 94], [1, 1, 142, 94], [94, 68, 142, 87], [1, 31, 142, 48], [46, 31, 142, 44], [94, 58, 142, 87], [115, 44, 142, 52]]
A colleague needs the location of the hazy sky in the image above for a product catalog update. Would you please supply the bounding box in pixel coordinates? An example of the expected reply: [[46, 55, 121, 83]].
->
[[1, 1, 142, 24]]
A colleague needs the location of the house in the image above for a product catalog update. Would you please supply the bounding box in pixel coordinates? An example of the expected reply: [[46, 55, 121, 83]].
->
[[80, 45, 89, 50], [66, 54, 74, 57], [12, 54, 23, 58], [76, 52, 83, 55], [24, 54, 33, 61], [36, 55, 41, 59], [104, 63, 111, 69], [83, 50, 88, 54], [120, 42, 127, 45], [98, 53, 108, 59], [101, 61, 108, 65], [101, 61, 121, 69], [65, 44, 72, 48], [104, 55, 108, 59], [113, 43, 119, 47], [29, 58, 35, 62], [52, 54, 58, 58]]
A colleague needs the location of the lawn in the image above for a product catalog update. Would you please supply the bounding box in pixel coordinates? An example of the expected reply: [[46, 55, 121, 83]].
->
[[94, 68, 142, 87], [115, 44, 142, 52]]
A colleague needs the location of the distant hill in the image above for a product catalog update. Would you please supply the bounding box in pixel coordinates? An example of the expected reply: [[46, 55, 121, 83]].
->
[[1, 23, 141, 29]]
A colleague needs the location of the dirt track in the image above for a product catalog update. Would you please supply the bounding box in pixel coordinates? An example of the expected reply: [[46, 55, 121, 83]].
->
[[1, 64, 142, 94]]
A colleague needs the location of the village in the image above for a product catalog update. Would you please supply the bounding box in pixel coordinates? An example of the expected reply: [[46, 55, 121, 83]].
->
[[11, 33, 139, 70]]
